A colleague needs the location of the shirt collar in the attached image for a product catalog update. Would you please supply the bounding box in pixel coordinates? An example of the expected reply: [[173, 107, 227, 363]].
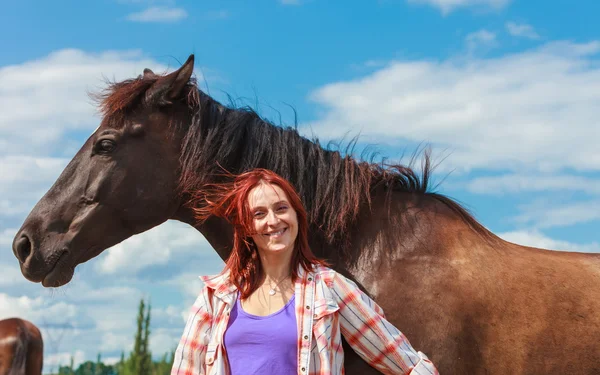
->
[[199, 264, 317, 303]]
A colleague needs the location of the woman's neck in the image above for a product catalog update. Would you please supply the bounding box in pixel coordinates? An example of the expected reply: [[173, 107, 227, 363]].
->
[[259, 250, 293, 282]]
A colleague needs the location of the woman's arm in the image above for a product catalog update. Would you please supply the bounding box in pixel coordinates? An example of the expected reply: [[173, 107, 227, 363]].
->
[[171, 286, 214, 375], [332, 273, 439, 375]]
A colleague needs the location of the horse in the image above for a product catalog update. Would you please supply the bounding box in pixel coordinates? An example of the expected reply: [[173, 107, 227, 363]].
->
[[0, 318, 43, 375], [11, 54, 600, 374]]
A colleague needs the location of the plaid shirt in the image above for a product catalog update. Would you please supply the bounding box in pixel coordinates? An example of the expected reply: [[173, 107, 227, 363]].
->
[[171, 265, 438, 375]]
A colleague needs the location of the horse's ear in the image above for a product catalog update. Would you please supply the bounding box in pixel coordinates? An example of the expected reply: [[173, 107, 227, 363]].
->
[[143, 68, 157, 79], [145, 54, 195, 105]]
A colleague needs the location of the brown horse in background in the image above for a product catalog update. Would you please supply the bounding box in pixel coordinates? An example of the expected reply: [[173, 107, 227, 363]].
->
[[11, 55, 600, 374], [0, 318, 43, 375]]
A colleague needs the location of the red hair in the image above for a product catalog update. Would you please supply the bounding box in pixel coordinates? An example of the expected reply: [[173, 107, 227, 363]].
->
[[194, 168, 327, 299]]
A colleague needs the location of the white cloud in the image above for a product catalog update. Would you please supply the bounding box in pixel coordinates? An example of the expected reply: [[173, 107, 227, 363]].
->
[[95, 220, 210, 275], [0, 156, 69, 217], [0, 261, 29, 286], [0, 49, 168, 157], [0, 228, 18, 247], [67, 284, 141, 303], [506, 22, 540, 40], [164, 272, 206, 300], [150, 327, 182, 354], [102, 356, 122, 366], [499, 230, 600, 252], [304, 41, 600, 174], [126, 6, 188, 22], [513, 200, 600, 229], [0, 293, 79, 326], [467, 174, 600, 195], [0, 156, 68, 188], [406, 0, 510, 15], [465, 29, 497, 54]]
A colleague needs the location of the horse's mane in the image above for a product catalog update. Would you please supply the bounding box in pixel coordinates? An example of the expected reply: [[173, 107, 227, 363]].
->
[[96, 75, 493, 246]]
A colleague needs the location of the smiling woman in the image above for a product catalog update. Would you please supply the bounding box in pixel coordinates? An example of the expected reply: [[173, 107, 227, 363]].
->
[[172, 168, 438, 375]]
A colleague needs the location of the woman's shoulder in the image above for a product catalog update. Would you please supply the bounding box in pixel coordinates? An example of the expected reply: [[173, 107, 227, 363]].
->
[[310, 265, 362, 293], [199, 267, 234, 291], [311, 264, 341, 286]]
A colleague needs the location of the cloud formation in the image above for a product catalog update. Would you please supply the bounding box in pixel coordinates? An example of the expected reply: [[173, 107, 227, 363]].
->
[[126, 6, 188, 23], [466, 174, 600, 195], [513, 200, 600, 229], [499, 230, 600, 252], [304, 41, 600, 174], [406, 0, 511, 15], [465, 29, 497, 54], [0, 49, 168, 158], [506, 22, 540, 40]]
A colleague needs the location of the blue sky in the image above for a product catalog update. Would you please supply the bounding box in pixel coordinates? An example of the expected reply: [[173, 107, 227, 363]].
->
[[1, 0, 599, 372]]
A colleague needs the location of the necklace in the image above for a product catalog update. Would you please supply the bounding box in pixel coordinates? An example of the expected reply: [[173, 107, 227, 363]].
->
[[267, 274, 290, 296]]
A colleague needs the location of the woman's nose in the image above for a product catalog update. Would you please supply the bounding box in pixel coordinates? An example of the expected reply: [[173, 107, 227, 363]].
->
[[266, 210, 280, 225]]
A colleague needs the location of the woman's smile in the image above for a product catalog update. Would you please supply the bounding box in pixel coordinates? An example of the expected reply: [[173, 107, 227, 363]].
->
[[264, 227, 288, 238]]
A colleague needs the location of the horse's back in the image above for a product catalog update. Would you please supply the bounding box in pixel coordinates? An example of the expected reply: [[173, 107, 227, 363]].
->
[[0, 318, 43, 375], [502, 247, 600, 374], [354, 208, 600, 374], [436, 244, 600, 374]]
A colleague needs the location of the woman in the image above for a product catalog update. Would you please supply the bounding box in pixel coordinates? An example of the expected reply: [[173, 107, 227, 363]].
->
[[171, 168, 438, 375]]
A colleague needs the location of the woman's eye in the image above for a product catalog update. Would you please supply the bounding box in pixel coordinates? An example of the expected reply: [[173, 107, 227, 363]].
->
[[277, 206, 288, 212], [254, 212, 265, 217]]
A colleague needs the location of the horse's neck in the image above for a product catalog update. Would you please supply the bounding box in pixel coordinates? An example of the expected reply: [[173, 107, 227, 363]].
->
[[171, 203, 233, 261]]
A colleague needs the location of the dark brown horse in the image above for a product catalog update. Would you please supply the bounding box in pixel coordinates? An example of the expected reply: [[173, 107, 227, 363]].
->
[[0, 318, 43, 375], [12, 55, 600, 374]]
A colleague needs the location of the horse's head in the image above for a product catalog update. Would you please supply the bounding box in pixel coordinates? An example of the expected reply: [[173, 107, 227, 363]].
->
[[12, 55, 196, 287]]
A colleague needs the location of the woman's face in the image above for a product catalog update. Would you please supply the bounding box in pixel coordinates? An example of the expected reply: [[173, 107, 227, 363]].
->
[[248, 182, 299, 256]]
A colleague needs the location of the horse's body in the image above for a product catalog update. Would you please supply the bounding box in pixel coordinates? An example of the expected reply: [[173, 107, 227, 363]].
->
[[12, 55, 600, 374], [0, 318, 43, 375]]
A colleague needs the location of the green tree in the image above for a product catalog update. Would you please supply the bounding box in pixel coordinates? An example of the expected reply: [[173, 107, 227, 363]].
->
[[131, 299, 145, 374], [141, 302, 152, 375], [115, 351, 125, 375], [57, 356, 75, 375], [123, 298, 152, 375], [54, 297, 176, 375], [152, 349, 175, 375], [95, 353, 102, 375]]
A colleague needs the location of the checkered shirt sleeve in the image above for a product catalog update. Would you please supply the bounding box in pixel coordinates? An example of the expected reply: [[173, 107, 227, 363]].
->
[[332, 274, 439, 375]]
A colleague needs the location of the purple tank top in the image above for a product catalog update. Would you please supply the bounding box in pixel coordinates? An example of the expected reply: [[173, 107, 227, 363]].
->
[[224, 294, 297, 375]]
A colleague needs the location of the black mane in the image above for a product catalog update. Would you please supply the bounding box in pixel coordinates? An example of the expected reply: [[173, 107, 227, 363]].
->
[[98, 75, 492, 245], [179, 86, 491, 245]]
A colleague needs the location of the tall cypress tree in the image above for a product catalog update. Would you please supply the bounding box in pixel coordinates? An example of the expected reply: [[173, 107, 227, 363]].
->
[[130, 299, 146, 374], [116, 350, 125, 375], [142, 302, 152, 375], [95, 353, 101, 375], [123, 298, 154, 375], [70, 356, 75, 375]]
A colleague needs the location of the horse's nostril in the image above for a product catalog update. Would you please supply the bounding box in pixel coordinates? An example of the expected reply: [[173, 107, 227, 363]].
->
[[14, 234, 32, 264]]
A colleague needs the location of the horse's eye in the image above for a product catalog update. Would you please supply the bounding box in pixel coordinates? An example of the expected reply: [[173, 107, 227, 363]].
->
[[96, 139, 116, 154]]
